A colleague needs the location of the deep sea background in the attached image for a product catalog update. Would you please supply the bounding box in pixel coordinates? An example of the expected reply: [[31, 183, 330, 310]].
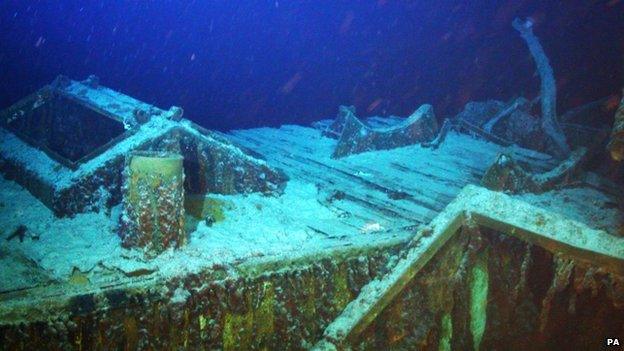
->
[[0, 0, 622, 131]]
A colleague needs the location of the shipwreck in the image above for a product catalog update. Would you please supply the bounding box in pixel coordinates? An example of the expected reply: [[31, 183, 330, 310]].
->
[[0, 73, 621, 350], [0, 28, 623, 349]]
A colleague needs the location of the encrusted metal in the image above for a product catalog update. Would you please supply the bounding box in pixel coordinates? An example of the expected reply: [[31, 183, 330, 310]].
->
[[120, 151, 186, 254], [0, 75, 288, 217]]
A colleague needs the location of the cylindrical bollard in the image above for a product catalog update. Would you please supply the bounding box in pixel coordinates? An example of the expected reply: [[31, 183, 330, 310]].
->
[[121, 151, 186, 255]]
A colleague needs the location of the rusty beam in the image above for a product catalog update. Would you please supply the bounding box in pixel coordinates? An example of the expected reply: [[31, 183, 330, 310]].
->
[[314, 185, 624, 349]]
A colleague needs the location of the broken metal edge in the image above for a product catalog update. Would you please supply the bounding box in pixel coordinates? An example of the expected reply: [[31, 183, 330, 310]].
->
[[315, 184, 624, 349]]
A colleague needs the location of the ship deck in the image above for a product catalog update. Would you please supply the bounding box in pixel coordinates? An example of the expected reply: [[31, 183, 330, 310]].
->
[[229, 124, 558, 232], [0, 120, 621, 323]]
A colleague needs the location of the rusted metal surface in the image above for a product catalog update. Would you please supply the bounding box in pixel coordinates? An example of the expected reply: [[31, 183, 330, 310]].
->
[[331, 104, 438, 158], [315, 185, 624, 349], [120, 152, 186, 254], [0, 244, 400, 350], [352, 228, 624, 350]]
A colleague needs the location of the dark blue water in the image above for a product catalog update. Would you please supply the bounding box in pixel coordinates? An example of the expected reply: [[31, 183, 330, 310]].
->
[[1, 1, 622, 131]]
